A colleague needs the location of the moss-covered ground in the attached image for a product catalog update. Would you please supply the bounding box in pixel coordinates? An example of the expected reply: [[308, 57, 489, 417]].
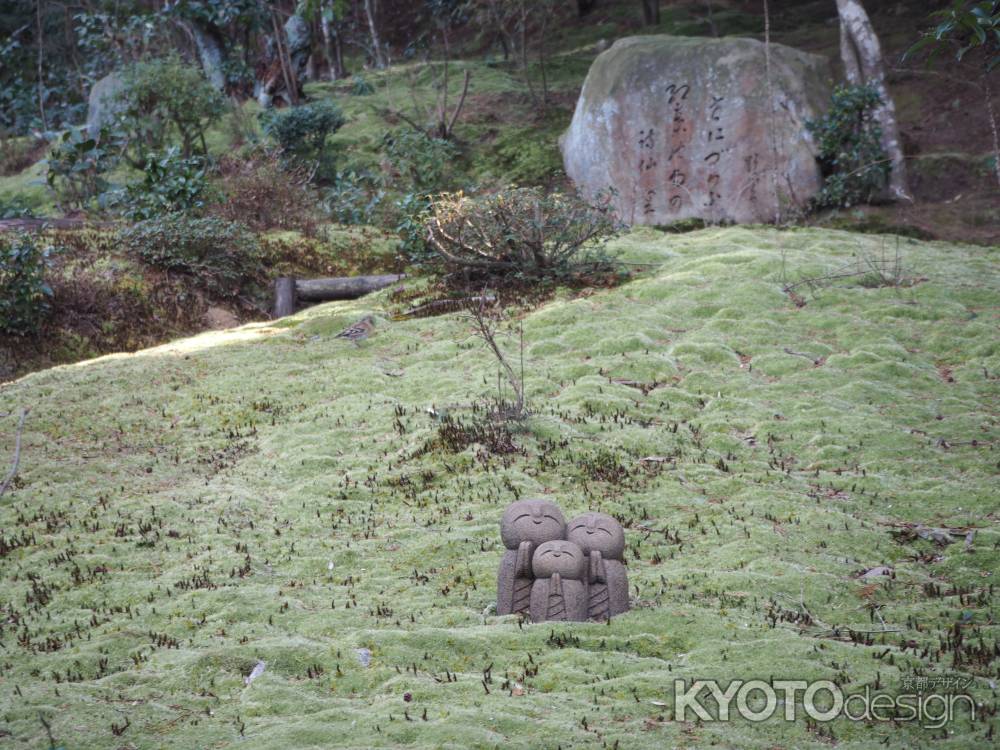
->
[[0, 226, 997, 748]]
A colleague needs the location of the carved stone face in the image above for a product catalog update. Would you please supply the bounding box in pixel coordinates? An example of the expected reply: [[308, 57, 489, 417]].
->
[[500, 499, 566, 549], [567, 512, 626, 560], [531, 540, 585, 579]]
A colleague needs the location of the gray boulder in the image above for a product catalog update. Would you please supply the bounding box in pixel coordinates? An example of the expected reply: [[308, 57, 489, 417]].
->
[[85, 72, 125, 139], [561, 36, 833, 225]]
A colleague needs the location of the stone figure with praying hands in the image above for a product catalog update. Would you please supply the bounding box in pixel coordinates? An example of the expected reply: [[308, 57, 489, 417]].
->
[[567, 512, 630, 620], [496, 499, 566, 616], [496, 500, 630, 622]]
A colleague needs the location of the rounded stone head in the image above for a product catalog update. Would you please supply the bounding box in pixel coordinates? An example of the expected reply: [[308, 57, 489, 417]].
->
[[567, 512, 626, 560], [531, 540, 586, 580], [500, 499, 566, 549]]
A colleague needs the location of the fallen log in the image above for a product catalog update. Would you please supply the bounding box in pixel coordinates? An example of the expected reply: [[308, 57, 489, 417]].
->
[[272, 274, 404, 318], [272, 277, 297, 318], [0, 217, 115, 233], [296, 274, 404, 301]]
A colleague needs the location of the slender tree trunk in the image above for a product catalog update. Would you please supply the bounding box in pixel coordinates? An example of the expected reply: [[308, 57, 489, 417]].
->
[[36, 0, 48, 130], [334, 31, 346, 78], [642, 0, 660, 25], [983, 71, 1000, 189], [519, 2, 537, 104], [835, 0, 910, 201], [763, 0, 782, 223], [437, 28, 451, 138], [538, 8, 549, 108], [320, 12, 346, 80], [364, 0, 387, 68]]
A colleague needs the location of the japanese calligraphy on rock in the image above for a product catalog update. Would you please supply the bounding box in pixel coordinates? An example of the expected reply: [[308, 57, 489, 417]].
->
[[561, 36, 833, 225]]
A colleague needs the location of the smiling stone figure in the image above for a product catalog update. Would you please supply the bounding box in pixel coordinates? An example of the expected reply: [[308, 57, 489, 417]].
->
[[567, 512, 630, 620], [497, 499, 566, 616], [529, 540, 588, 622]]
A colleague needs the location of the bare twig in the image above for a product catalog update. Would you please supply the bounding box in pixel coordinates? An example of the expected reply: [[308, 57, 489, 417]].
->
[[0, 408, 28, 498], [445, 70, 471, 139], [463, 294, 525, 417], [39, 713, 57, 750], [379, 106, 427, 134], [783, 347, 822, 365], [762, 0, 781, 223]]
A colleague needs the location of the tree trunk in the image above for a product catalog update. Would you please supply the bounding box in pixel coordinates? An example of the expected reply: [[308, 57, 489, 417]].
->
[[983, 72, 1000, 189], [835, 0, 910, 201], [363, 0, 388, 69], [320, 12, 346, 80], [187, 21, 227, 91], [36, 0, 48, 131], [642, 0, 660, 25], [295, 274, 405, 302], [334, 31, 346, 78]]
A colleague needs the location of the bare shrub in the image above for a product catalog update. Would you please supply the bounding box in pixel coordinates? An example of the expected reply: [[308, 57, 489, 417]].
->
[[425, 187, 619, 286], [207, 150, 319, 234]]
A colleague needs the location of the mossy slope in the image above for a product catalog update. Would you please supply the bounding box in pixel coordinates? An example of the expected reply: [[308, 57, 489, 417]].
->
[[0, 227, 997, 749]]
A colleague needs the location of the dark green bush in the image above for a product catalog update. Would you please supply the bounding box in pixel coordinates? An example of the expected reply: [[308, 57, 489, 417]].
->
[[806, 84, 890, 208], [351, 75, 374, 96], [395, 191, 434, 265], [119, 214, 261, 296], [0, 232, 54, 336], [380, 128, 457, 191], [115, 57, 226, 166], [260, 101, 345, 179], [118, 147, 210, 220], [0, 196, 36, 220], [46, 127, 120, 211], [323, 169, 385, 225]]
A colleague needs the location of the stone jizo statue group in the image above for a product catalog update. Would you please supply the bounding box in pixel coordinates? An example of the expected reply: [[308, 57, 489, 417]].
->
[[497, 499, 629, 622]]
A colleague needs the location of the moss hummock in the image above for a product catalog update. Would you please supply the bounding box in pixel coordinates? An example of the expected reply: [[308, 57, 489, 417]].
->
[[0, 227, 997, 748]]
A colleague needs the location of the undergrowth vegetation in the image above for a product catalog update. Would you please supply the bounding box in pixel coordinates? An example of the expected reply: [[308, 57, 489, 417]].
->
[[807, 84, 890, 209], [118, 214, 262, 296], [0, 232, 54, 336], [115, 57, 226, 165], [261, 100, 346, 181]]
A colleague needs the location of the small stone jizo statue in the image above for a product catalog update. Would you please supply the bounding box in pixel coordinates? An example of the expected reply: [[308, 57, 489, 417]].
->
[[567, 512, 630, 620], [529, 540, 588, 622], [497, 499, 566, 615]]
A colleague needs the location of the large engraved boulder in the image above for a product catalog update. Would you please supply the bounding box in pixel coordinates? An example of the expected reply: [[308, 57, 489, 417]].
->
[[560, 35, 832, 225]]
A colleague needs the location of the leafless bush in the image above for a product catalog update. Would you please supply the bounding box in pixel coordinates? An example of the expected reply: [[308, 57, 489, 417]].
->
[[206, 150, 319, 234], [425, 187, 619, 285]]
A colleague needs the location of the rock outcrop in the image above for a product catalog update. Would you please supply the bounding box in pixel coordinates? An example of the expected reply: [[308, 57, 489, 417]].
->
[[85, 72, 125, 139], [561, 36, 832, 224]]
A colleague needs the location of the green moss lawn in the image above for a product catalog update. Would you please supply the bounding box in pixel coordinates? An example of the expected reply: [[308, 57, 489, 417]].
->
[[0, 227, 997, 748]]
